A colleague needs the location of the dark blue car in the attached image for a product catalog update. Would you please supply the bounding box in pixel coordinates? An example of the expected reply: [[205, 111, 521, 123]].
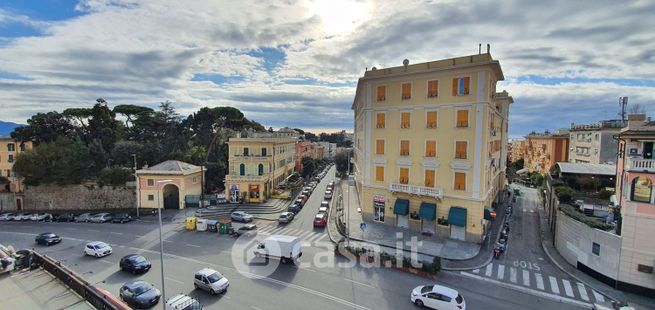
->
[[119, 254, 151, 274], [119, 281, 161, 309]]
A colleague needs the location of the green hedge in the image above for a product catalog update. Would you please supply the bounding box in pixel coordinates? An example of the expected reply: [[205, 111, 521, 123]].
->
[[559, 204, 613, 231]]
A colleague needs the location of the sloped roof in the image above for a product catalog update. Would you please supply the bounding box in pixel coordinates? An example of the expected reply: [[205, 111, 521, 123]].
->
[[556, 162, 615, 176], [137, 160, 202, 176]]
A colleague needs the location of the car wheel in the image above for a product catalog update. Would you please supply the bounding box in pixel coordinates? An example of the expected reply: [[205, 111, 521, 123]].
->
[[210, 289, 217, 295], [96, 253, 100, 258], [414, 299, 424, 307], [281, 257, 289, 264]]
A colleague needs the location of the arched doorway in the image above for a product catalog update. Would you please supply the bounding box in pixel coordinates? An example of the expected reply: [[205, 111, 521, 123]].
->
[[162, 184, 180, 209]]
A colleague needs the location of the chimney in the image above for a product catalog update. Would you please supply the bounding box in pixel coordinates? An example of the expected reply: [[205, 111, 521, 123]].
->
[[627, 114, 646, 129], [486, 44, 490, 54]]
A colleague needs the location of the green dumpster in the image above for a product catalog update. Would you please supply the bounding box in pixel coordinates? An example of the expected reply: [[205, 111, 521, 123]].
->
[[219, 221, 232, 234], [513, 188, 521, 197]]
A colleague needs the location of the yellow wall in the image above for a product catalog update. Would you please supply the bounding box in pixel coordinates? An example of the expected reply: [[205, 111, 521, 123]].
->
[[0, 138, 33, 193], [138, 172, 202, 209]]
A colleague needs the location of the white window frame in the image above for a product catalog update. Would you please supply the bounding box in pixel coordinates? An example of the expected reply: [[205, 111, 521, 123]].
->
[[453, 171, 467, 191], [398, 166, 411, 185], [376, 84, 387, 102], [425, 109, 438, 129], [399, 139, 410, 157], [424, 139, 437, 158], [400, 110, 412, 129], [455, 108, 470, 128], [426, 79, 439, 99], [401, 81, 413, 101], [376, 111, 386, 129], [454, 139, 469, 160]]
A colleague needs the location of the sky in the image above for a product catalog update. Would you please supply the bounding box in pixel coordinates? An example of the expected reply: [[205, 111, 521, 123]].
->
[[0, 0, 653, 137]]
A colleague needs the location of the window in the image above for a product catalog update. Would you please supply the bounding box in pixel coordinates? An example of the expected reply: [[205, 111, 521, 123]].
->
[[401, 83, 411, 100], [452, 77, 470, 96], [243, 147, 249, 156], [375, 140, 385, 155], [147, 179, 154, 186], [7, 154, 13, 163], [425, 140, 436, 157], [454, 172, 466, 190], [261, 148, 267, 156], [148, 194, 154, 201], [19, 143, 25, 152], [192, 177, 197, 183], [424, 169, 435, 187], [592, 242, 600, 256], [400, 140, 410, 156], [426, 111, 437, 128], [376, 113, 386, 129], [375, 166, 384, 182], [399, 168, 409, 184], [376, 85, 386, 102], [427, 80, 438, 97], [239, 164, 245, 176], [595, 134, 599, 141], [258, 164, 264, 176], [401, 112, 411, 128], [7, 143, 15, 152], [456, 110, 469, 127], [455, 141, 467, 159], [631, 176, 652, 203]]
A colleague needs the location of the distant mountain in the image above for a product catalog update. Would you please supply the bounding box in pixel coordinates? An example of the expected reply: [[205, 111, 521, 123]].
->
[[0, 120, 24, 136]]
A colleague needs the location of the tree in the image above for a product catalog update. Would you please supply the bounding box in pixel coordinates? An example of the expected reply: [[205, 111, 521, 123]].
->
[[335, 151, 350, 175], [304, 132, 318, 142], [87, 99, 121, 152], [301, 157, 317, 179], [98, 166, 133, 186], [10, 111, 75, 144], [268, 127, 274, 132], [293, 128, 305, 135], [110, 140, 144, 167], [63, 107, 92, 138], [113, 104, 154, 130], [13, 137, 91, 185], [629, 104, 646, 114]]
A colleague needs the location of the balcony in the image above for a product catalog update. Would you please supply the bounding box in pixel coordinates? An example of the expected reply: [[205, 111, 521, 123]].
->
[[225, 174, 268, 182], [232, 154, 272, 161], [628, 158, 655, 173], [389, 183, 443, 200]]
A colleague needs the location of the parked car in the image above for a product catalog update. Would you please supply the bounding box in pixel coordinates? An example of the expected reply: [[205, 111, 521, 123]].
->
[[84, 241, 112, 257], [234, 224, 257, 237], [0, 213, 15, 221], [298, 194, 308, 203], [410, 284, 465, 310], [75, 213, 92, 223], [288, 205, 301, 214], [313, 213, 327, 228], [301, 189, 310, 196], [194, 268, 229, 295], [119, 280, 161, 309], [165, 294, 202, 310], [112, 213, 132, 223], [294, 198, 304, 208], [321, 201, 330, 209], [278, 212, 294, 224], [230, 211, 253, 223], [35, 233, 62, 246], [318, 206, 328, 213], [34, 213, 53, 222], [15, 213, 32, 221], [54, 213, 76, 222], [90, 213, 113, 223], [324, 190, 333, 200], [120, 254, 151, 274]]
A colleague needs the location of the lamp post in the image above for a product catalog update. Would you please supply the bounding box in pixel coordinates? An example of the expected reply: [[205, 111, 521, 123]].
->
[[132, 154, 139, 218], [346, 149, 351, 247], [156, 179, 173, 307]]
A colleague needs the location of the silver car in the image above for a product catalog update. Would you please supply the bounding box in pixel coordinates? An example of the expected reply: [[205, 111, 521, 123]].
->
[[278, 212, 294, 224]]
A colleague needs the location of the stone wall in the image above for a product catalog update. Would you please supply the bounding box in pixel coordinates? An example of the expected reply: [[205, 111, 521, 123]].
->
[[0, 193, 17, 212], [24, 184, 135, 211]]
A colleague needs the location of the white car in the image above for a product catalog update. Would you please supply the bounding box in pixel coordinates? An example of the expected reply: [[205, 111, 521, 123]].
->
[[410, 285, 465, 310], [15, 213, 32, 221], [324, 191, 333, 200], [194, 268, 229, 295], [318, 206, 328, 213], [32, 213, 53, 221], [84, 241, 113, 257], [0, 213, 15, 221]]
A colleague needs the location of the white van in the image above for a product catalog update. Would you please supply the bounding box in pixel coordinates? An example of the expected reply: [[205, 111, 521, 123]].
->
[[253, 235, 302, 264], [165, 294, 203, 310]]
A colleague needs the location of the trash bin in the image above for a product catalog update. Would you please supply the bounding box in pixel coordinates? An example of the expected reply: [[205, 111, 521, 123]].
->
[[185, 217, 197, 231], [196, 219, 208, 232], [218, 220, 232, 234], [207, 220, 218, 232]]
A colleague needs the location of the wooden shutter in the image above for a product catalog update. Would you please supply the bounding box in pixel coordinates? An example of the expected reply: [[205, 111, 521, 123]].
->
[[402, 83, 411, 99], [463, 77, 470, 94], [456, 141, 467, 159], [426, 140, 436, 157], [427, 111, 437, 128], [428, 80, 438, 97], [452, 78, 458, 96], [376, 113, 385, 128], [376, 140, 384, 155], [455, 172, 466, 190], [457, 110, 468, 127], [400, 140, 409, 156], [425, 169, 435, 187], [377, 85, 386, 101], [376, 166, 384, 182], [401, 112, 410, 128], [399, 168, 409, 184]]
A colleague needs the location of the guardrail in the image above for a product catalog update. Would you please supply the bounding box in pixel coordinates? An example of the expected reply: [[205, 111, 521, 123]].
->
[[31, 251, 129, 310]]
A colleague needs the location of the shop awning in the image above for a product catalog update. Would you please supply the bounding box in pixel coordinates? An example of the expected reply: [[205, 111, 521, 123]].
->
[[448, 207, 467, 227], [419, 202, 436, 221], [393, 199, 409, 216]]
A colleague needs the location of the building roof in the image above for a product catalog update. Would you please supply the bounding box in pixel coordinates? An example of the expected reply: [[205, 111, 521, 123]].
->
[[556, 162, 616, 176], [137, 160, 202, 176]]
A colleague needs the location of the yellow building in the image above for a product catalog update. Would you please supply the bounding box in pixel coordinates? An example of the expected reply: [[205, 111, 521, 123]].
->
[[0, 136, 33, 210], [136, 160, 204, 210], [224, 132, 296, 203], [352, 51, 513, 243]]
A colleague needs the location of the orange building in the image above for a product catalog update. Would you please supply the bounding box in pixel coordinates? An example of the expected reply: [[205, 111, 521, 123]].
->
[[294, 141, 312, 172], [508, 140, 526, 163], [0, 136, 33, 210], [524, 130, 569, 174]]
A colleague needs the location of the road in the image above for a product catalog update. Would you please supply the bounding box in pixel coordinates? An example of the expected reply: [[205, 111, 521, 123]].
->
[[0, 180, 584, 310]]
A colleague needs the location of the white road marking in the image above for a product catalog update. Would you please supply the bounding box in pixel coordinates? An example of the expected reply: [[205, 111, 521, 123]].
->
[[577, 282, 589, 301], [298, 230, 313, 238], [562, 279, 574, 297], [523, 209, 527, 212], [485, 264, 493, 277], [251, 306, 263, 310], [88, 229, 101, 232], [99, 259, 114, 265], [343, 278, 375, 288], [497, 264, 505, 280], [592, 290, 605, 303], [165, 277, 184, 285], [163, 240, 173, 243], [530, 210, 535, 213], [307, 233, 326, 242], [110, 232, 123, 235], [549, 276, 560, 294], [522, 270, 530, 286], [185, 243, 201, 248], [472, 268, 480, 274], [535, 273, 544, 290], [509, 267, 517, 283]]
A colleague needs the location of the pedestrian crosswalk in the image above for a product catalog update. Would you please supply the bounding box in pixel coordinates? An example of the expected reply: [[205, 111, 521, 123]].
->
[[464, 262, 607, 304], [257, 224, 328, 243]]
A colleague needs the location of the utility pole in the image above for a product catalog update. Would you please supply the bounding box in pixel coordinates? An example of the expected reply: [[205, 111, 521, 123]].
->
[[132, 154, 139, 218], [346, 149, 351, 247], [619, 97, 628, 126]]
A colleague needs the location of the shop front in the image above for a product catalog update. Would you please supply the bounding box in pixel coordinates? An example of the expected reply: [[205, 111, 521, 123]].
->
[[419, 202, 436, 234], [448, 206, 467, 241], [393, 198, 409, 228], [373, 195, 385, 223], [248, 184, 261, 203]]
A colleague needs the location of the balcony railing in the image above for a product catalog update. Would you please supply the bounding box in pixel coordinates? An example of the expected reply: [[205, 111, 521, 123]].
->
[[225, 174, 268, 182], [389, 183, 443, 200], [628, 158, 655, 173]]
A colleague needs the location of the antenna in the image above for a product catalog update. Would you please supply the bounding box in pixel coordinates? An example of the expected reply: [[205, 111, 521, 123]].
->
[[479, 43, 482, 54]]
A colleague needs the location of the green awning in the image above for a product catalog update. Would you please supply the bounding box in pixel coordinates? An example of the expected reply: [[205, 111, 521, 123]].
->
[[448, 207, 467, 227], [419, 202, 436, 221], [393, 199, 409, 216], [484, 208, 493, 221], [185, 195, 200, 203]]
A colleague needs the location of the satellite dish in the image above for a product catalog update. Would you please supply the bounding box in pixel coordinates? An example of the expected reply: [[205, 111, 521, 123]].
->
[[371, 67, 377, 71], [403, 59, 409, 66]]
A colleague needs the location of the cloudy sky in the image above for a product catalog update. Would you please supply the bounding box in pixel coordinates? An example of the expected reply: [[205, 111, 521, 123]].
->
[[0, 0, 653, 137]]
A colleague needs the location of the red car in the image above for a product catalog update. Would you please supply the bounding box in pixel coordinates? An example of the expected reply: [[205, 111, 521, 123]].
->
[[313, 213, 327, 228]]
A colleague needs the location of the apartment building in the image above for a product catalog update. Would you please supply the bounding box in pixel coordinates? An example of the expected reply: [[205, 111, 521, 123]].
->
[[318, 141, 337, 159], [508, 140, 526, 163], [615, 114, 655, 295], [569, 120, 623, 164], [352, 51, 513, 243], [295, 141, 313, 172], [0, 136, 33, 210], [224, 131, 296, 203], [524, 130, 569, 174]]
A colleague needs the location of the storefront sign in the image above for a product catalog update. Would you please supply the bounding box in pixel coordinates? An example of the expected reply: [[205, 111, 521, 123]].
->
[[373, 195, 385, 203]]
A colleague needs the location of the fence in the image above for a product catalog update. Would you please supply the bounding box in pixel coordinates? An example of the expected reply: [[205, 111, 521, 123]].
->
[[31, 251, 129, 310]]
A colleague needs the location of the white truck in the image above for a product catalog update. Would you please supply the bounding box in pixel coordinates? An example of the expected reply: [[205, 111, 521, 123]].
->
[[253, 235, 302, 264]]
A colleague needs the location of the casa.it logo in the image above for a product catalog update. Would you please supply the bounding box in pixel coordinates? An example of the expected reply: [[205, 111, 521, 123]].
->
[[230, 234, 282, 279]]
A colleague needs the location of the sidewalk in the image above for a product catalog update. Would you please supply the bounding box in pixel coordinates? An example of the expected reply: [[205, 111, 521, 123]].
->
[[0, 268, 94, 310], [535, 187, 655, 310], [330, 180, 512, 268]]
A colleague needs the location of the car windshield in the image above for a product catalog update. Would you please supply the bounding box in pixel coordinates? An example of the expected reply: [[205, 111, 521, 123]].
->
[[94, 243, 107, 249], [207, 272, 223, 283], [133, 256, 146, 263], [420, 285, 433, 294], [315, 215, 324, 220], [180, 301, 202, 310], [133, 283, 152, 295]]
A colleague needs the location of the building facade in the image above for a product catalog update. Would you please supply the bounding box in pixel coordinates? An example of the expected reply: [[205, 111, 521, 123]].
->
[[508, 140, 526, 163], [312, 143, 325, 160], [569, 120, 623, 164], [615, 114, 655, 295], [318, 142, 337, 159], [224, 132, 296, 203], [0, 136, 33, 210], [352, 52, 513, 243], [136, 160, 204, 210], [294, 141, 313, 172], [524, 130, 570, 174]]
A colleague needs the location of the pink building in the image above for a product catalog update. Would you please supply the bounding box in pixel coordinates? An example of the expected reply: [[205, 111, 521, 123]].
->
[[295, 141, 312, 172]]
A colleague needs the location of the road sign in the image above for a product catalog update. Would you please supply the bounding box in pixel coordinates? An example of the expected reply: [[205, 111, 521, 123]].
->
[[360, 222, 367, 231]]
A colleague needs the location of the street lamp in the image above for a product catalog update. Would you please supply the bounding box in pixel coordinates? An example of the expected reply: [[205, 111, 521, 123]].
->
[[132, 154, 139, 218], [346, 149, 351, 247], [156, 179, 173, 307]]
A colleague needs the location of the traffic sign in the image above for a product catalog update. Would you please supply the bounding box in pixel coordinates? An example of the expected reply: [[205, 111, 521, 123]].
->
[[360, 222, 367, 231]]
